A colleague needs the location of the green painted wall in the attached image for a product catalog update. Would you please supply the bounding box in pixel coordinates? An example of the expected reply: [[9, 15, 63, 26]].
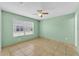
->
[[77, 9, 79, 54], [40, 13, 75, 44], [0, 8, 1, 51], [1, 10, 76, 48], [2, 11, 39, 47]]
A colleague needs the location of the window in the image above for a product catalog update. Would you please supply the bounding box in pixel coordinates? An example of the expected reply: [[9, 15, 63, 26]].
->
[[13, 19, 34, 37], [25, 21, 34, 35]]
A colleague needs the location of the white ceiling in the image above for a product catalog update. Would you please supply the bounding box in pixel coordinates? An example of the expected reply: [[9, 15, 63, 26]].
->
[[0, 2, 79, 20]]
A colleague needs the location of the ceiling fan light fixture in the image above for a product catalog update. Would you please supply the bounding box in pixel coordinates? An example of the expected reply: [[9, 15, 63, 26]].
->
[[33, 9, 48, 18], [38, 13, 44, 18], [38, 13, 42, 16]]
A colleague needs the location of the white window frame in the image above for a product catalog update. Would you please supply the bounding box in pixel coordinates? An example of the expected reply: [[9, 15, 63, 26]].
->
[[13, 19, 34, 37]]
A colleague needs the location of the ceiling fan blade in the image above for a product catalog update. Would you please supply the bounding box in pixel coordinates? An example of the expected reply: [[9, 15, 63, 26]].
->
[[37, 10, 42, 11], [42, 13, 48, 14], [37, 10, 42, 13]]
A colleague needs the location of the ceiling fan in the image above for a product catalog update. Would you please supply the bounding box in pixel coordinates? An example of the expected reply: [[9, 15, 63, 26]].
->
[[33, 9, 48, 18]]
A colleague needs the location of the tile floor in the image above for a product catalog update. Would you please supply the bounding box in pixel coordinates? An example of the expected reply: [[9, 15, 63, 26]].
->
[[1, 38, 78, 56]]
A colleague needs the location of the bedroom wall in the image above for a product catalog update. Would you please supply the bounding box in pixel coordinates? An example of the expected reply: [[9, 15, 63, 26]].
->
[[40, 13, 75, 45], [77, 9, 79, 54], [0, 8, 1, 55], [1, 10, 76, 48], [2, 11, 39, 47]]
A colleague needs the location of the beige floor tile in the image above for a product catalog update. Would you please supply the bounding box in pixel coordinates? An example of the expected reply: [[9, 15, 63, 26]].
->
[[1, 38, 77, 56]]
